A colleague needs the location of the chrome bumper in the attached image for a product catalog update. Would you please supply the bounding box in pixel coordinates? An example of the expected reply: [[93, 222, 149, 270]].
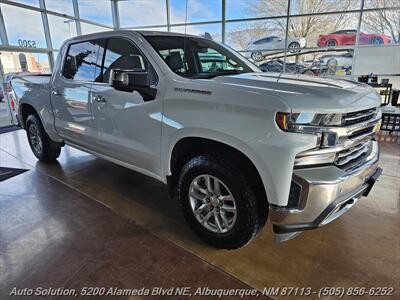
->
[[271, 140, 381, 242]]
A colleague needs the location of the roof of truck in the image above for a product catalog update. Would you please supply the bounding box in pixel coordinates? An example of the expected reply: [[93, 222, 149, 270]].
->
[[68, 29, 200, 42]]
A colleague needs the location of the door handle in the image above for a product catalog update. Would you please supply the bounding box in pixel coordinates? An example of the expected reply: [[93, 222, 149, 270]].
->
[[93, 95, 107, 103]]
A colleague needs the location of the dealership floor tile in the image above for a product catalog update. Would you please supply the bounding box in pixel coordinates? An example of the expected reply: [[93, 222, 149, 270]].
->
[[0, 130, 399, 299], [0, 158, 268, 300]]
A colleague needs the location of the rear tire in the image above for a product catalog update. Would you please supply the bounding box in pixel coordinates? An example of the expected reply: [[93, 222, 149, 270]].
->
[[26, 114, 61, 162], [326, 39, 337, 47], [288, 42, 300, 53], [372, 37, 383, 44], [177, 154, 267, 249]]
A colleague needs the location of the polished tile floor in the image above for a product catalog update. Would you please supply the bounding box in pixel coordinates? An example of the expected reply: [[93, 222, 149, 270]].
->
[[0, 130, 399, 299]]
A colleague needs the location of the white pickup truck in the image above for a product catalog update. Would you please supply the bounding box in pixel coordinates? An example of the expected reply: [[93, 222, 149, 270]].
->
[[11, 31, 382, 249]]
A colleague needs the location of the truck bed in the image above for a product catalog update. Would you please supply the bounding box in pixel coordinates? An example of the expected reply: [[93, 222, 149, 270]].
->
[[11, 74, 52, 129]]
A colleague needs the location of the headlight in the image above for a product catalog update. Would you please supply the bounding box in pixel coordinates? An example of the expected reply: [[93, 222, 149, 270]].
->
[[375, 107, 382, 120], [276, 112, 342, 133]]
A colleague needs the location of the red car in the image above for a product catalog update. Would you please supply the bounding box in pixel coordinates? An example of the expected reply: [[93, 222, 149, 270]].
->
[[318, 29, 390, 47]]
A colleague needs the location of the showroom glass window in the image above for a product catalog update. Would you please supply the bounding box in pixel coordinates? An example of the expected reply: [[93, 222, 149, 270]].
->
[[11, 0, 39, 7], [225, 19, 287, 51], [170, 0, 222, 24], [226, 0, 287, 20], [170, 23, 223, 42], [47, 15, 78, 49], [81, 23, 109, 35], [0, 4, 47, 48], [62, 41, 100, 81], [78, 0, 113, 26], [45, 0, 74, 16], [119, 0, 167, 28]]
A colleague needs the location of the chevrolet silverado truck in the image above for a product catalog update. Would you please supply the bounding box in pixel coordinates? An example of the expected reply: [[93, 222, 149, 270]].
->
[[11, 31, 382, 249]]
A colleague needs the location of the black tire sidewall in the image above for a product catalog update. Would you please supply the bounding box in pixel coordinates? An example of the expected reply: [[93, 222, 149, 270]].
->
[[26, 114, 60, 161], [251, 52, 262, 61], [326, 40, 337, 47], [288, 42, 300, 52], [178, 155, 259, 249]]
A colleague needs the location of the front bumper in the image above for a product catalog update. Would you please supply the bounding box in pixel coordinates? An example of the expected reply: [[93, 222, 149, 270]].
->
[[270, 140, 381, 242]]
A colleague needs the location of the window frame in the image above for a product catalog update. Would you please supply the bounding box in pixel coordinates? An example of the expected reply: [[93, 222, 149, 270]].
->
[[60, 36, 159, 86]]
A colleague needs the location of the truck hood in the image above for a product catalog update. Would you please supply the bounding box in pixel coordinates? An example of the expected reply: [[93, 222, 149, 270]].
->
[[213, 73, 380, 113]]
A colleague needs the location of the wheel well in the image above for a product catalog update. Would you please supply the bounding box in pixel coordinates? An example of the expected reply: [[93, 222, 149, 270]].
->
[[326, 39, 337, 45], [168, 137, 268, 204], [20, 103, 38, 128]]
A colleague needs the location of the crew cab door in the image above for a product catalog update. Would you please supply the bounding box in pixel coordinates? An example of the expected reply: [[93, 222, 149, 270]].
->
[[51, 39, 101, 149], [89, 37, 162, 177]]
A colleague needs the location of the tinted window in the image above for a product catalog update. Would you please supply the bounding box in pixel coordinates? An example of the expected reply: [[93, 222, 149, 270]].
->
[[97, 38, 147, 83], [198, 48, 246, 73], [63, 41, 99, 81], [255, 37, 270, 45], [144, 35, 258, 79]]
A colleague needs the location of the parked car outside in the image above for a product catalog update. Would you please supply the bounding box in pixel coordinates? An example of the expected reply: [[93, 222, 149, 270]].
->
[[259, 59, 315, 76], [318, 29, 391, 47], [318, 52, 353, 68], [247, 36, 306, 61]]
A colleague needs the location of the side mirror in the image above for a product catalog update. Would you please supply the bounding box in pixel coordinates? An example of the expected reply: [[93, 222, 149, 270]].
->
[[110, 69, 157, 101]]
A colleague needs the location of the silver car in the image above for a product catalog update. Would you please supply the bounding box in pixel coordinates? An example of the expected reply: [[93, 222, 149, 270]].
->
[[247, 36, 306, 61]]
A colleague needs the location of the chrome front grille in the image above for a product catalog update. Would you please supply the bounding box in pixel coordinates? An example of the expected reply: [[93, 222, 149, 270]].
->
[[342, 108, 376, 126], [334, 108, 379, 170], [335, 140, 372, 170], [294, 107, 380, 171], [347, 126, 374, 140]]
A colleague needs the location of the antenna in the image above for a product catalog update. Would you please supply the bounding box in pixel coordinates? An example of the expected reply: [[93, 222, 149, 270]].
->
[[183, 0, 188, 72]]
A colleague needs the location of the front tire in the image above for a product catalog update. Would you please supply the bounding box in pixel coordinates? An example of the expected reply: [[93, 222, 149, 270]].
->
[[26, 114, 61, 162], [177, 154, 267, 249], [251, 51, 263, 62]]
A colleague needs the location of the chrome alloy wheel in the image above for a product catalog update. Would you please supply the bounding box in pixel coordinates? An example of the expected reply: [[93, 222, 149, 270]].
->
[[188, 174, 237, 233], [251, 51, 263, 61], [28, 123, 43, 154]]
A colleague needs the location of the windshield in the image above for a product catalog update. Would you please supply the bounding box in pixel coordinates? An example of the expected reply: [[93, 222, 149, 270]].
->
[[143, 35, 260, 79]]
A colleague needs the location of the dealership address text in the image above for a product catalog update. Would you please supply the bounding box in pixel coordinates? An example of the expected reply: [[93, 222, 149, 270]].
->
[[9, 286, 395, 298]]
